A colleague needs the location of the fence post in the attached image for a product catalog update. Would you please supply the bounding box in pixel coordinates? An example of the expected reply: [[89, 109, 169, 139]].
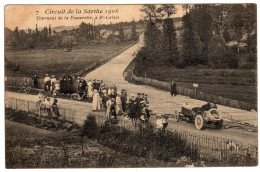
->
[[27, 101, 30, 113], [15, 99, 18, 110]]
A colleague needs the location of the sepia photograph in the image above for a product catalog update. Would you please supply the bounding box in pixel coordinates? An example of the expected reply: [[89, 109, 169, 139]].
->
[[3, 3, 258, 168]]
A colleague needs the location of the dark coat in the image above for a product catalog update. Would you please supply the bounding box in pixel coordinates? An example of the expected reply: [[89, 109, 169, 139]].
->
[[171, 83, 177, 95]]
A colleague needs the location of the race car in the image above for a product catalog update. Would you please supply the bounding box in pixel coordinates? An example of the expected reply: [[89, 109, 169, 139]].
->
[[177, 103, 223, 130]]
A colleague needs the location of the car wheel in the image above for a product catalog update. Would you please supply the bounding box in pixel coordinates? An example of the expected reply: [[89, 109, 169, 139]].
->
[[195, 115, 204, 130]]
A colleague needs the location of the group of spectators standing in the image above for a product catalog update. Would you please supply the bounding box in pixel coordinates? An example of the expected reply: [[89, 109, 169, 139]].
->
[[34, 74, 168, 132]]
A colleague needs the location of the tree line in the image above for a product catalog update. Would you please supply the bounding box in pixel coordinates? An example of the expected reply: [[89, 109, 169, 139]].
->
[[135, 4, 256, 72], [5, 20, 140, 50]]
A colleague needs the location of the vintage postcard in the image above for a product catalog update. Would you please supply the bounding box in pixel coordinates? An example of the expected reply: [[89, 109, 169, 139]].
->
[[4, 4, 257, 168]]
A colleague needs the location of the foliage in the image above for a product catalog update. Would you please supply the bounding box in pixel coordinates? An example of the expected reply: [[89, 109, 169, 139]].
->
[[161, 18, 180, 65], [181, 12, 201, 67], [82, 118, 198, 162], [207, 33, 227, 68], [119, 26, 124, 42], [82, 115, 99, 139], [61, 35, 76, 49], [25, 37, 36, 49], [131, 20, 138, 41]]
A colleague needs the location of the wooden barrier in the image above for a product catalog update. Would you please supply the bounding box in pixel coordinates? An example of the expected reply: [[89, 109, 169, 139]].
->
[[131, 70, 257, 111]]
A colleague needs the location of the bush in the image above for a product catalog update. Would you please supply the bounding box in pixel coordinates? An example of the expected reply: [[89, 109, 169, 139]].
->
[[83, 122, 198, 162], [82, 114, 99, 139], [225, 52, 239, 69]]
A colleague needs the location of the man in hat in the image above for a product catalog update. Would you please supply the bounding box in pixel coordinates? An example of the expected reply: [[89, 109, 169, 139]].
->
[[92, 79, 99, 91], [128, 94, 137, 122], [59, 77, 65, 94], [32, 74, 39, 89], [50, 75, 57, 93], [121, 89, 127, 112], [141, 101, 150, 120], [44, 74, 51, 91], [67, 75, 73, 94], [110, 89, 116, 99]]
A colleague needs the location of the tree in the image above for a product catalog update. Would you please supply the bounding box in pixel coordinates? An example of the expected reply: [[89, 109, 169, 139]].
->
[[25, 37, 36, 49], [141, 5, 160, 50], [207, 32, 227, 68], [231, 4, 245, 53], [158, 5, 180, 65], [11, 27, 19, 47], [49, 24, 52, 35], [131, 20, 138, 41], [191, 5, 213, 64], [61, 35, 76, 50], [119, 26, 124, 42], [181, 12, 200, 67]]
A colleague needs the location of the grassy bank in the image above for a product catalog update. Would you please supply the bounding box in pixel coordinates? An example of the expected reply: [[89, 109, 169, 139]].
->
[[135, 66, 257, 105], [5, 42, 132, 78]]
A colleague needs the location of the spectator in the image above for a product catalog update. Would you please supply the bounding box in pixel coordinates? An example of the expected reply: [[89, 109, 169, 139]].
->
[[106, 98, 113, 120], [110, 89, 116, 99], [37, 91, 44, 104], [116, 92, 123, 115], [156, 114, 168, 134], [110, 98, 116, 119], [32, 75, 39, 88], [170, 81, 177, 96], [141, 101, 150, 119], [121, 89, 127, 112], [67, 75, 73, 94], [128, 94, 137, 122], [92, 89, 101, 111], [50, 75, 56, 92], [44, 97, 52, 118], [44, 74, 51, 91], [135, 93, 141, 120], [52, 98, 60, 119], [87, 79, 93, 102]]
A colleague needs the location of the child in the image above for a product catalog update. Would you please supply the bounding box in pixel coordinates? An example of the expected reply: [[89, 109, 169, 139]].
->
[[156, 114, 168, 133]]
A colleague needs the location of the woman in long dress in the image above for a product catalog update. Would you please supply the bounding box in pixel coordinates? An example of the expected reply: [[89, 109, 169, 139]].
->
[[106, 98, 112, 120], [87, 79, 93, 102], [116, 93, 123, 115], [92, 89, 101, 111]]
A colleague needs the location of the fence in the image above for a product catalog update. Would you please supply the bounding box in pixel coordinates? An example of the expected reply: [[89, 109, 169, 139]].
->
[[5, 76, 45, 89], [5, 97, 258, 163], [5, 98, 77, 123], [131, 68, 257, 111]]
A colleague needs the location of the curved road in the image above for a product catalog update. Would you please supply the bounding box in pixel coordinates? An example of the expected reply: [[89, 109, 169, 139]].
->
[[84, 35, 258, 146]]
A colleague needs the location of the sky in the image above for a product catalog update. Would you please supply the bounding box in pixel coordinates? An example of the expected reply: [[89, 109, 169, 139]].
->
[[5, 4, 185, 30]]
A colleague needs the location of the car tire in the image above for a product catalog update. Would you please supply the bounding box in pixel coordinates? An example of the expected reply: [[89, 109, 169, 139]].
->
[[195, 115, 204, 130]]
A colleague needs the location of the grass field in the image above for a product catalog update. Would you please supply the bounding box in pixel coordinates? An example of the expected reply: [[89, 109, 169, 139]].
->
[[140, 67, 257, 105], [5, 42, 132, 78]]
